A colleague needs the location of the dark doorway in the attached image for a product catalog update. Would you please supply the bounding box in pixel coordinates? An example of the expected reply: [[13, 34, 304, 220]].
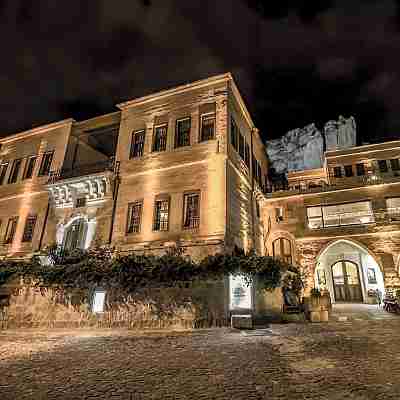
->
[[331, 260, 363, 302]]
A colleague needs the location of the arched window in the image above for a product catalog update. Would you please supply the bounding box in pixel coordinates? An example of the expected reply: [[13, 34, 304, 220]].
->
[[272, 238, 292, 264]]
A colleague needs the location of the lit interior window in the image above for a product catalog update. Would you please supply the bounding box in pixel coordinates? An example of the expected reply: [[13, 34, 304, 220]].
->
[[92, 289, 106, 313], [229, 274, 252, 310]]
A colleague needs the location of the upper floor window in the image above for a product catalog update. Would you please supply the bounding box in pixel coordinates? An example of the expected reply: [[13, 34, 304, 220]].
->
[[8, 159, 22, 184], [356, 163, 365, 176], [23, 156, 37, 180], [183, 192, 200, 229], [130, 130, 145, 158], [272, 238, 292, 264], [127, 201, 143, 234], [238, 133, 245, 159], [175, 118, 191, 148], [200, 114, 215, 142], [390, 159, 400, 171], [367, 268, 377, 284], [153, 197, 169, 231], [386, 198, 400, 217], [344, 165, 353, 177], [307, 201, 374, 229], [38, 151, 54, 176], [378, 159, 388, 173], [244, 143, 250, 168], [333, 166, 342, 178], [0, 162, 9, 185], [4, 216, 18, 244], [275, 207, 284, 222], [22, 215, 37, 242], [230, 118, 238, 150], [152, 125, 168, 153]]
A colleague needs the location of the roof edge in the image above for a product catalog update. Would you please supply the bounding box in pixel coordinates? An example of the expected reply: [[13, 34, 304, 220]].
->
[[0, 118, 75, 145]]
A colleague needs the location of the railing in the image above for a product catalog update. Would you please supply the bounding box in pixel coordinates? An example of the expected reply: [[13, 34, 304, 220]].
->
[[265, 172, 400, 198], [47, 157, 116, 184]]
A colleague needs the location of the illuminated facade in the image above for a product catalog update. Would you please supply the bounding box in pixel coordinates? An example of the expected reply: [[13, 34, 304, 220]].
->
[[263, 140, 400, 303], [0, 73, 267, 261]]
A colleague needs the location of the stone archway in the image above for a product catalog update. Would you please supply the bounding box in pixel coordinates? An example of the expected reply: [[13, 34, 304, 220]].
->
[[315, 239, 385, 304], [57, 215, 97, 251]]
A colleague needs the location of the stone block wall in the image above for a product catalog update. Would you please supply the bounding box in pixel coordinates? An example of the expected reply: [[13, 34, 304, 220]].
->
[[0, 280, 229, 330]]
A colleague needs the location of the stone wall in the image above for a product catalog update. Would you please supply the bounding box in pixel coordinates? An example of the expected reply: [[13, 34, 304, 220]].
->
[[0, 280, 229, 330]]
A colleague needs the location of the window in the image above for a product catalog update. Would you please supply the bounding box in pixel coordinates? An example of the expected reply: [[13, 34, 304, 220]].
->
[[238, 133, 245, 159], [333, 166, 342, 178], [38, 151, 54, 176], [175, 118, 191, 148], [307, 201, 374, 229], [200, 114, 215, 141], [152, 125, 168, 152], [0, 163, 8, 185], [244, 143, 250, 168], [386, 198, 400, 218], [92, 289, 106, 313], [75, 197, 87, 208], [22, 215, 37, 242], [153, 197, 169, 231], [356, 163, 365, 176], [344, 165, 353, 177], [127, 201, 143, 234], [183, 192, 200, 229], [23, 156, 37, 179], [230, 118, 238, 150], [130, 130, 145, 158], [275, 207, 284, 222], [255, 201, 260, 218], [378, 159, 388, 173], [8, 159, 22, 184], [272, 238, 292, 264], [367, 268, 377, 284], [390, 159, 400, 171], [257, 162, 262, 185], [4, 217, 18, 244]]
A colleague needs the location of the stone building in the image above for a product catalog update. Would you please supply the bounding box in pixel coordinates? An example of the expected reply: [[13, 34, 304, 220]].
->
[[0, 73, 267, 262], [1, 71, 400, 311], [264, 140, 400, 303]]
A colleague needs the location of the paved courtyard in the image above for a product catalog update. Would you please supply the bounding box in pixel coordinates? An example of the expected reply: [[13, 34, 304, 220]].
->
[[1, 319, 400, 399]]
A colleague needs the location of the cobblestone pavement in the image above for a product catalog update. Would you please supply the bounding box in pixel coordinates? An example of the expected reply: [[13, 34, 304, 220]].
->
[[1, 320, 400, 399]]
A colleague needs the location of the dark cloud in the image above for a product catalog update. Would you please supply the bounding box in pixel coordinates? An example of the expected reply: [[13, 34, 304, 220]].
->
[[0, 0, 398, 145]]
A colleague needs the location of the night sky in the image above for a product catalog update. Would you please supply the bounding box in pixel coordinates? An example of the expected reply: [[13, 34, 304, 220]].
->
[[1, 0, 400, 143]]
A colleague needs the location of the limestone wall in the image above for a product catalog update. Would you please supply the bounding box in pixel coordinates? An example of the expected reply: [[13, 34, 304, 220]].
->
[[0, 280, 228, 330]]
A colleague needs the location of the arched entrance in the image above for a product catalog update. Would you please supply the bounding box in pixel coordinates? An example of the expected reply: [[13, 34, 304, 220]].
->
[[331, 260, 363, 302], [58, 216, 96, 251], [315, 239, 385, 304]]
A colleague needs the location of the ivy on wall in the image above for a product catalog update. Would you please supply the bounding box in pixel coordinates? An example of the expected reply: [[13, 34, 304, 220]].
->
[[0, 246, 304, 298]]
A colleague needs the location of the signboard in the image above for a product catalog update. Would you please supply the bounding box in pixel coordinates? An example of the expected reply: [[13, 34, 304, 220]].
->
[[229, 274, 252, 310]]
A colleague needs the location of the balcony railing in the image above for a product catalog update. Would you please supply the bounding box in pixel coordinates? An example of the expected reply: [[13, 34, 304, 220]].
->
[[265, 172, 400, 198], [47, 158, 116, 184]]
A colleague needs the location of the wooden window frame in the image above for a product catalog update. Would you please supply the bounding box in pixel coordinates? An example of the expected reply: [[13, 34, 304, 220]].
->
[[22, 215, 37, 243], [126, 200, 143, 234], [199, 113, 216, 142], [153, 195, 170, 232], [356, 163, 365, 176], [272, 238, 292, 265], [23, 155, 37, 180], [182, 191, 200, 230], [130, 130, 146, 159], [230, 118, 238, 150], [4, 216, 18, 244], [8, 159, 22, 184], [175, 117, 191, 148], [38, 151, 54, 176], [152, 124, 168, 153], [0, 162, 9, 186], [344, 165, 353, 177], [378, 159, 388, 173], [390, 158, 400, 171], [333, 166, 342, 178]]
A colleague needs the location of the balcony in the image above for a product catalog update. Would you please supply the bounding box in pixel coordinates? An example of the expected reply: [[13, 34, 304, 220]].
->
[[265, 172, 400, 199], [47, 158, 116, 184], [46, 158, 117, 209]]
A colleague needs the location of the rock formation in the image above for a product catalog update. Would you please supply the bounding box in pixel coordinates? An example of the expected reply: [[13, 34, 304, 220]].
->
[[266, 116, 357, 175]]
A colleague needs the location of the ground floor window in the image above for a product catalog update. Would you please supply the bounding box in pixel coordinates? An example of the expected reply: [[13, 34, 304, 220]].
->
[[272, 238, 292, 264]]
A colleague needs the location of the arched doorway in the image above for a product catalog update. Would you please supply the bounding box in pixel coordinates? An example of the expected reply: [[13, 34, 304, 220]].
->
[[63, 218, 88, 251], [315, 239, 385, 304], [331, 260, 363, 302]]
